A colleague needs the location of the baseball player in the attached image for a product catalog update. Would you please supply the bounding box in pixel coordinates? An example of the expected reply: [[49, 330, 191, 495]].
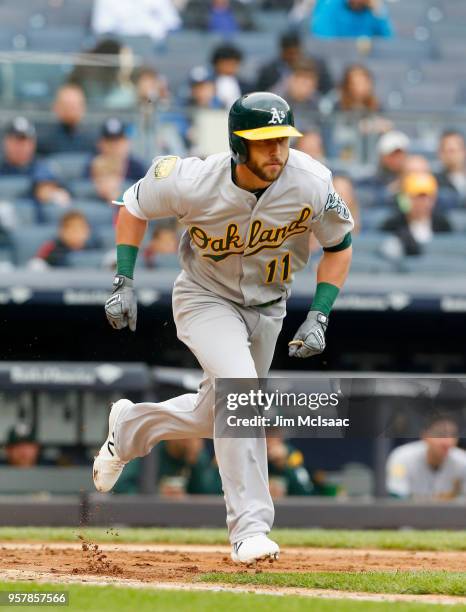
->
[[94, 92, 353, 563]]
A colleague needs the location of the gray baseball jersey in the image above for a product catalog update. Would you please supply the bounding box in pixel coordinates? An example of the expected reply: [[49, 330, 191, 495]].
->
[[386, 440, 466, 499], [115, 148, 353, 544], [123, 149, 354, 306]]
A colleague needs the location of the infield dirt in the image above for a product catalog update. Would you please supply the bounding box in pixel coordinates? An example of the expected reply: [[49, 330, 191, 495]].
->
[[1, 542, 466, 580]]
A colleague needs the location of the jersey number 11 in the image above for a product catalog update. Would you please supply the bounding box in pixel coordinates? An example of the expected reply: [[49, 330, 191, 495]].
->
[[265, 252, 291, 284]]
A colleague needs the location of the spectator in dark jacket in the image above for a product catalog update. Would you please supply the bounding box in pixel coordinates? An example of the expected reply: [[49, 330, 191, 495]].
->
[[37, 84, 97, 156], [312, 0, 393, 38], [34, 210, 97, 267], [32, 165, 72, 223], [185, 66, 223, 109], [85, 118, 146, 183], [210, 43, 249, 108], [256, 31, 333, 95], [381, 172, 452, 256], [0, 117, 40, 177], [275, 59, 321, 127], [436, 130, 466, 205]]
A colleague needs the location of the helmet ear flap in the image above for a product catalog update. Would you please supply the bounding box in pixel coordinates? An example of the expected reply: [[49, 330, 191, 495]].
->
[[230, 134, 248, 164]]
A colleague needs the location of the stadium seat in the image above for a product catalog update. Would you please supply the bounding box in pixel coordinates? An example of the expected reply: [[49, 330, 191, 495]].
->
[[401, 82, 458, 111], [98, 225, 116, 249], [437, 0, 466, 20], [0, 245, 13, 264], [306, 39, 363, 64], [117, 35, 154, 60], [41, 0, 94, 27], [425, 235, 466, 257], [359, 208, 392, 232], [401, 254, 466, 275], [14, 199, 38, 225], [253, 9, 288, 33], [70, 179, 99, 199], [48, 152, 90, 182], [12, 62, 70, 102], [420, 61, 466, 84], [436, 39, 466, 61], [11, 224, 57, 265], [447, 209, 466, 232], [67, 249, 106, 269], [26, 27, 86, 52], [41, 202, 113, 226], [155, 254, 181, 269], [349, 251, 395, 274], [351, 233, 392, 253], [370, 39, 434, 61], [0, 176, 30, 199]]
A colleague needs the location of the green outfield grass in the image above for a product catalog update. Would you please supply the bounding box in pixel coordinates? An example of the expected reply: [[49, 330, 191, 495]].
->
[[0, 527, 465, 551], [0, 582, 464, 612], [200, 571, 466, 597]]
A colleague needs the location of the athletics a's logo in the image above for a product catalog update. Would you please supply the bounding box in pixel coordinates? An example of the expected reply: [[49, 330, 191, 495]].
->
[[268, 107, 286, 125]]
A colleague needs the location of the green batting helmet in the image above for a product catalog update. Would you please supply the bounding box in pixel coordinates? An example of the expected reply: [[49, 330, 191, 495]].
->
[[228, 92, 302, 164]]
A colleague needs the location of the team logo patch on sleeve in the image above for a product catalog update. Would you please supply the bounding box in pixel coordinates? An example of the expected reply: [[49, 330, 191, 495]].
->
[[325, 192, 351, 220], [154, 156, 178, 179]]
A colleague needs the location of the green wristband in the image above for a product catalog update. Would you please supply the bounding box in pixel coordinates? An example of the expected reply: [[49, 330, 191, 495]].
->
[[117, 244, 139, 279], [310, 282, 340, 316]]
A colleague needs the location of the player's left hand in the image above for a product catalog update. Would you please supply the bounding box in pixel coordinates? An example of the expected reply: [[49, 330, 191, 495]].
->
[[288, 311, 328, 358]]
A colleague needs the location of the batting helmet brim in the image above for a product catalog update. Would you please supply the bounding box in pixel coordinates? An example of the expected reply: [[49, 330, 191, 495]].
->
[[233, 125, 302, 140]]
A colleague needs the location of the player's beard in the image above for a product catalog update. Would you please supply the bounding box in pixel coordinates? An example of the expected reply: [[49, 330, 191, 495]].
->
[[246, 153, 288, 183]]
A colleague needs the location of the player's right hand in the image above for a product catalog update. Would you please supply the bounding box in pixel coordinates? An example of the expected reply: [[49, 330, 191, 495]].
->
[[105, 275, 137, 332]]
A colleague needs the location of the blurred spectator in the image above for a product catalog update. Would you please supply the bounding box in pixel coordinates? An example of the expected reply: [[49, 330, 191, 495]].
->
[[158, 440, 221, 497], [296, 127, 326, 162], [266, 437, 314, 497], [4, 424, 40, 468], [208, 0, 239, 35], [382, 154, 431, 207], [86, 118, 146, 183], [185, 0, 254, 31], [69, 39, 135, 109], [32, 166, 72, 222], [0, 117, 40, 177], [256, 31, 333, 95], [386, 415, 466, 500], [311, 0, 393, 39], [38, 84, 97, 156], [91, 155, 126, 204], [402, 154, 431, 176], [134, 66, 170, 106], [436, 130, 466, 204], [92, 0, 181, 42], [34, 210, 98, 267], [333, 174, 361, 233], [381, 172, 452, 256], [144, 224, 179, 268], [186, 66, 223, 109], [364, 130, 410, 194], [337, 64, 380, 112], [210, 43, 248, 109], [276, 59, 321, 126]]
